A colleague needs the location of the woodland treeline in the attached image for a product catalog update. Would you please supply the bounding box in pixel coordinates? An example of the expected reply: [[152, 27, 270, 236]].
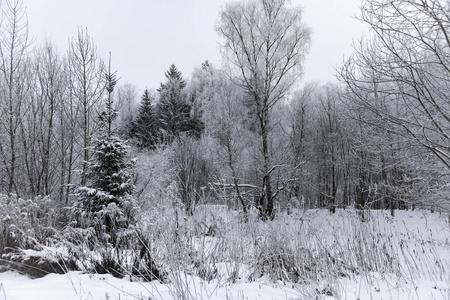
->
[[0, 0, 449, 225]]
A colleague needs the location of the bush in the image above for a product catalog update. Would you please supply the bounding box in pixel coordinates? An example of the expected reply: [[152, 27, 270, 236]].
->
[[1, 247, 73, 278], [171, 136, 215, 215], [0, 194, 66, 277], [0, 195, 59, 253], [58, 220, 165, 282]]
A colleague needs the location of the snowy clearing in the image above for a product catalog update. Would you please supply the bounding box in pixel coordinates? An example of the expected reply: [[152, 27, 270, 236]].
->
[[0, 209, 449, 300]]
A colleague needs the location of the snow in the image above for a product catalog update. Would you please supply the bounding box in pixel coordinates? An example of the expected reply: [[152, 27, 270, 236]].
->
[[0, 270, 448, 300], [0, 209, 449, 300], [0, 271, 299, 300]]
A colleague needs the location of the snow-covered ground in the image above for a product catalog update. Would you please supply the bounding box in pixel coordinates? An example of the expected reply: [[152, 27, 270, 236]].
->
[[0, 268, 448, 299], [0, 209, 449, 300]]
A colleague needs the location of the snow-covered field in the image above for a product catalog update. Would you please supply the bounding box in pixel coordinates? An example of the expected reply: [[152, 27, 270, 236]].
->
[[0, 209, 449, 300], [0, 269, 448, 300]]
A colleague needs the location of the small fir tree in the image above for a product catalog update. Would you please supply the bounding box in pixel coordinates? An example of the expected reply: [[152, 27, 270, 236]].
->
[[80, 138, 134, 212], [75, 54, 135, 237]]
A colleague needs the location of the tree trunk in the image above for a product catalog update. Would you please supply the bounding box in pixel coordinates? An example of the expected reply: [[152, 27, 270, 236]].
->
[[260, 111, 274, 220]]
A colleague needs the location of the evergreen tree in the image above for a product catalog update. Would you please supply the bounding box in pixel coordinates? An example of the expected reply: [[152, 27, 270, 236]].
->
[[75, 55, 135, 238], [157, 64, 196, 142], [133, 89, 159, 148], [99, 53, 119, 138], [72, 60, 164, 280], [80, 138, 134, 213]]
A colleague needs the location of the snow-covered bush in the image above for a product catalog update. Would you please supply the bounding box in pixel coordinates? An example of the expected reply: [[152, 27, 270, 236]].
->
[[62, 129, 165, 281], [57, 221, 165, 281], [0, 194, 58, 254], [61, 193, 165, 281], [0, 194, 67, 277], [132, 146, 176, 217]]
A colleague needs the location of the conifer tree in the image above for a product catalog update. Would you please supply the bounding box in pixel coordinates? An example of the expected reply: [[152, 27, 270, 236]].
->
[[134, 89, 159, 148], [99, 53, 119, 138], [76, 54, 135, 236], [157, 64, 193, 142], [73, 57, 165, 280]]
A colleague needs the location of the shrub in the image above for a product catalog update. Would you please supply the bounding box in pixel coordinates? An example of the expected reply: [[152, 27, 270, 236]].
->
[[0, 194, 67, 277]]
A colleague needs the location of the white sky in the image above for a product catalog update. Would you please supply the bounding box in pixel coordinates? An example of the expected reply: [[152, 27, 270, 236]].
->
[[23, 0, 366, 92]]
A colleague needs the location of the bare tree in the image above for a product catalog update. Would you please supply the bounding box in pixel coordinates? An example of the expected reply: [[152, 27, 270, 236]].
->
[[68, 27, 104, 186], [339, 0, 450, 210], [115, 82, 138, 138], [217, 0, 311, 219], [20, 40, 67, 198], [189, 63, 256, 218], [282, 83, 317, 210], [214, 74, 255, 220], [314, 85, 346, 213], [0, 0, 31, 195]]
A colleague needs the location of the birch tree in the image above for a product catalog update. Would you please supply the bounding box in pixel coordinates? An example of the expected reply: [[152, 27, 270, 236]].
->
[[217, 0, 311, 219], [22, 41, 67, 198], [68, 27, 104, 186], [214, 74, 255, 219]]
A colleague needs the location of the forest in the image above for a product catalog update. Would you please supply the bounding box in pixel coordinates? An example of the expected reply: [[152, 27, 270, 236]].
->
[[0, 0, 449, 299]]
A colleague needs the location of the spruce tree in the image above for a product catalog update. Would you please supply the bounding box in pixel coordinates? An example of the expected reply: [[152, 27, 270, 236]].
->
[[157, 64, 192, 142], [70, 56, 163, 281], [99, 53, 119, 138], [76, 54, 135, 236], [134, 89, 159, 148]]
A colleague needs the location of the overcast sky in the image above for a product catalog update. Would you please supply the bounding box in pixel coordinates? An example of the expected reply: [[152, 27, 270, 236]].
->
[[24, 0, 365, 92]]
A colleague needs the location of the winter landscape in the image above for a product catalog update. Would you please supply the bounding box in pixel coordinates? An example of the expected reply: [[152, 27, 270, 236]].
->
[[0, 0, 449, 299], [0, 208, 449, 299]]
